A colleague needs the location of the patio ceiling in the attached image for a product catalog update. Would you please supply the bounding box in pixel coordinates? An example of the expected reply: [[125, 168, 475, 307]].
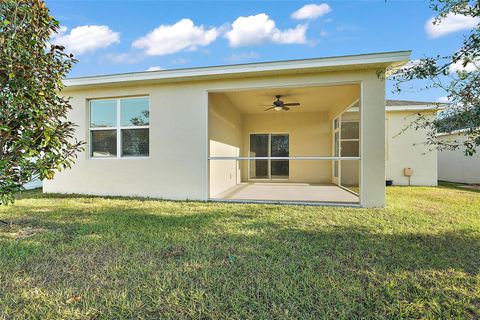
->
[[220, 83, 360, 114]]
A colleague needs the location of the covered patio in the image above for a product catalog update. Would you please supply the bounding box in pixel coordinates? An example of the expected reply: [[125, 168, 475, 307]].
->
[[212, 182, 359, 204], [208, 83, 361, 205]]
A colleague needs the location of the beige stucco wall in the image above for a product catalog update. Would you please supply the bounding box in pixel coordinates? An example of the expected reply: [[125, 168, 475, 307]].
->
[[208, 93, 242, 197], [44, 69, 387, 207], [385, 111, 437, 186], [241, 111, 332, 183], [44, 82, 209, 200], [438, 133, 480, 184]]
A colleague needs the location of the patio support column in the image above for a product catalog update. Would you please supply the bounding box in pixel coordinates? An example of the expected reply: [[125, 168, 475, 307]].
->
[[360, 73, 386, 207]]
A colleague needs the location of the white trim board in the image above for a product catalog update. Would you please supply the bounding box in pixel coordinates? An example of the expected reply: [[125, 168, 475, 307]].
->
[[64, 51, 411, 88]]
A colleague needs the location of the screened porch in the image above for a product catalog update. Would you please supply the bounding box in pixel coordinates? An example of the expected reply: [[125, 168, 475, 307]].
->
[[208, 83, 361, 204]]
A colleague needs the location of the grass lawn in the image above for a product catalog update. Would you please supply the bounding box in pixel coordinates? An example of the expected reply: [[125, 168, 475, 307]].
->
[[1, 184, 479, 319]]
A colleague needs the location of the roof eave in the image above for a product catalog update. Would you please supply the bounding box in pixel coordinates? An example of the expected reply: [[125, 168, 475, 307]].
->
[[386, 105, 445, 112], [63, 50, 411, 89]]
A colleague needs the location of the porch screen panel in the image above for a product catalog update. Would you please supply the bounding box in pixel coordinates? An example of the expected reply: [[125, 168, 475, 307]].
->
[[249, 134, 269, 179], [340, 121, 359, 157], [339, 103, 360, 190]]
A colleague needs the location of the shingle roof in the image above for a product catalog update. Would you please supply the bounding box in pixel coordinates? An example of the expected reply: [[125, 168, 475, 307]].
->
[[386, 99, 438, 106]]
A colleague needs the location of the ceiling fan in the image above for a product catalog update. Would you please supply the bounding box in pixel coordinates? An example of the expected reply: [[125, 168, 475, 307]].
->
[[263, 95, 300, 111]]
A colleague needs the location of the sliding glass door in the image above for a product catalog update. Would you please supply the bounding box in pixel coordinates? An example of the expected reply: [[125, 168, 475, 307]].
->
[[249, 133, 289, 180], [249, 134, 269, 179]]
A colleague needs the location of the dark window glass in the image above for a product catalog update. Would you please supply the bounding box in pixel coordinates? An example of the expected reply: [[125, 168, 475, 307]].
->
[[249, 134, 269, 179], [91, 130, 117, 157], [271, 134, 289, 179], [271, 134, 289, 157], [122, 129, 149, 157], [249, 134, 269, 157], [271, 160, 289, 178]]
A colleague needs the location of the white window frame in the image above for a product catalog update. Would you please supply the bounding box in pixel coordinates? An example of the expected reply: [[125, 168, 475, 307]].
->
[[89, 96, 150, 159], [332, 118, 341, 182]]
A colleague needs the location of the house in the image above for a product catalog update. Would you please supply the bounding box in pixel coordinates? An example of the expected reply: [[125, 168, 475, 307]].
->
[[385, 100, 438, 186], [23, 177, 42, 190], [44, 51, 414, 207], [438, 130, 480, 184]]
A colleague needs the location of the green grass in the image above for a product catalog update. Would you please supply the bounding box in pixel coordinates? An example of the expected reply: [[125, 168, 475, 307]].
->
[[0, 185, 479, 319]]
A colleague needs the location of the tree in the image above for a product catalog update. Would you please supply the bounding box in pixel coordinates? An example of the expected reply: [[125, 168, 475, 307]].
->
[[390, 0, 479, 156], [0, 0, 83, 208]]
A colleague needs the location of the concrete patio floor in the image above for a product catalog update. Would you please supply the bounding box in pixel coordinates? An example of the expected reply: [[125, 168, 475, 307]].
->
[[211, 182, 359, 203]]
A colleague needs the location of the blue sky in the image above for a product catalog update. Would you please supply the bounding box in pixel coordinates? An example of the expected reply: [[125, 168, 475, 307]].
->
[[46, 0, 477, 102]]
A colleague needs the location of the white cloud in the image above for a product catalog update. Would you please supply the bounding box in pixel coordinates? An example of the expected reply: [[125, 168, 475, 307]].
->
[[225, 14, 307, 47], [449, 59, 478, 73], [402, 59, 421, 70], [291, 3, 331, 20], [320, 30, 328, 37], [53, 25, 120, 55], [132, 19, 218, 56], [146, 66, 164, 71], [272, 24, 308, 44], [437, 96, 451, 103], [425, 13, 479, 38]]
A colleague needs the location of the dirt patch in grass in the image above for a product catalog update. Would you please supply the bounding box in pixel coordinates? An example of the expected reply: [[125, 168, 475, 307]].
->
[[163, 245, 186, 258], [0, 225, 48, 239]]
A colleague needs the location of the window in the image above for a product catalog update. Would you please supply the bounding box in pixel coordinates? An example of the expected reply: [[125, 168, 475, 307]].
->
[[89, 97, 149, 158]]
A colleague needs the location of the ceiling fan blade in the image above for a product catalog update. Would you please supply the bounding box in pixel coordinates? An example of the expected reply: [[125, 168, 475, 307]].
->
[[264, 106, 275, 111], [282, 103, 300, 107], [283, 106, 290, 111]]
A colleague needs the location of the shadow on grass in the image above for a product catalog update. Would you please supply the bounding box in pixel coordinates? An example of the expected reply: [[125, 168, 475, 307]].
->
[[438, 181, 480, 194], [14, 188, 212, 204]]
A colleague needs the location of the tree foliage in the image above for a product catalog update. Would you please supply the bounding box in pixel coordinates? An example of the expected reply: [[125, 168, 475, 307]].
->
[[391, 0, 479, 155], [0, 0, 83, 205]]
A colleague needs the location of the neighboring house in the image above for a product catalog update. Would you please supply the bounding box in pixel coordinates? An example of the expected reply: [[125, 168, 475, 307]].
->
[[44, 51, 412, 207], [437, 130, 480, 184], [385, 100, 439, 186], [24, 176, 42, 190]]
